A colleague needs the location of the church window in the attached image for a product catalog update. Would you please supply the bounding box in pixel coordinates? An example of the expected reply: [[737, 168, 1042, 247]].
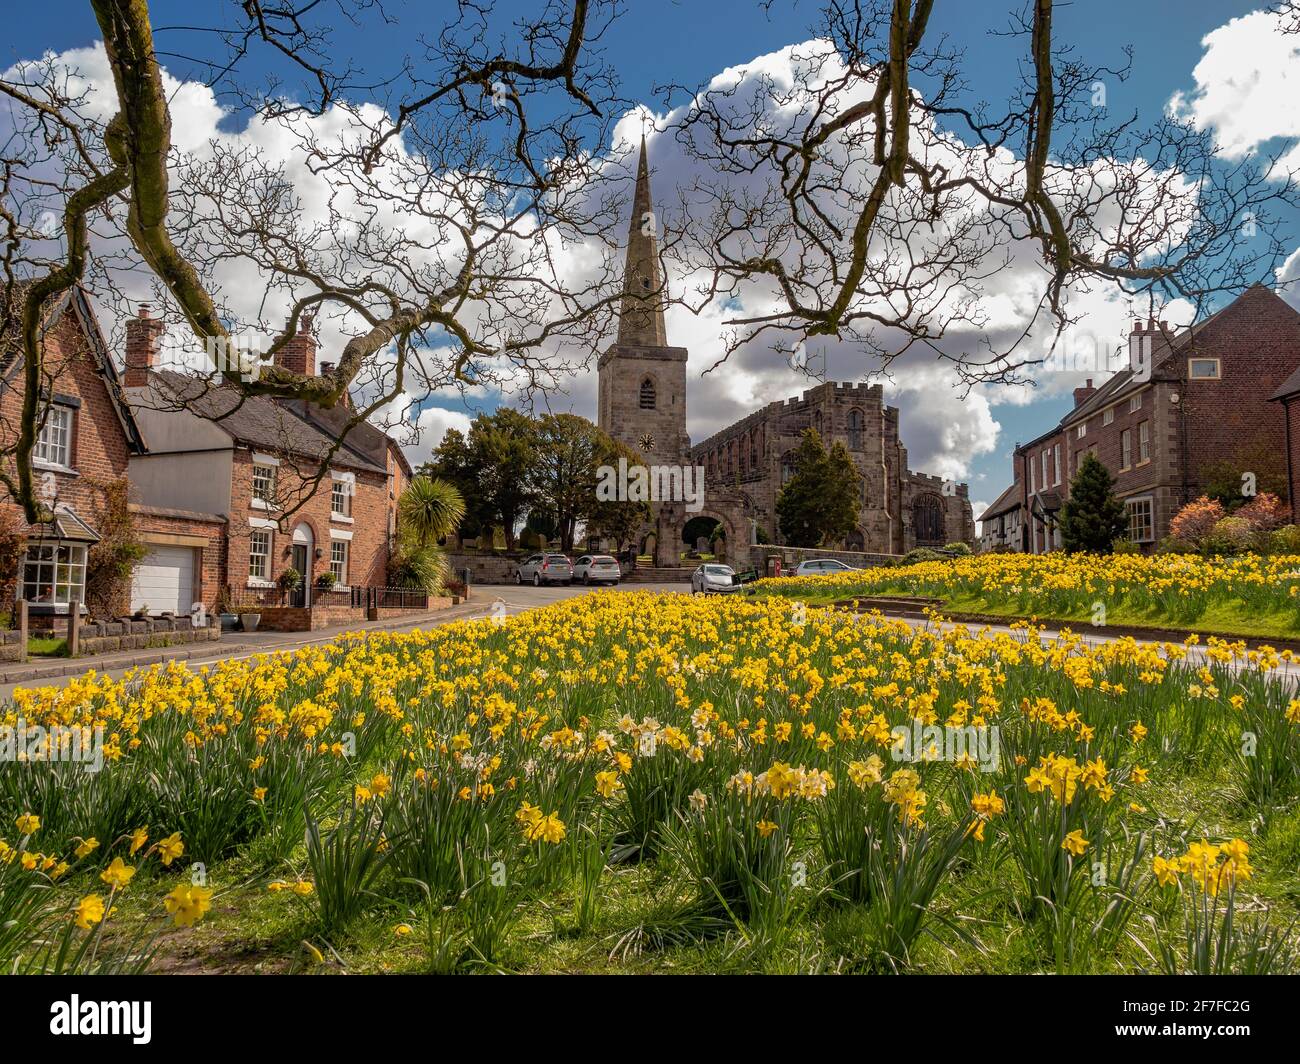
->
[[639, 377, 656, 410], [912, 494, 945, 546], [847, 409, 864, 450]]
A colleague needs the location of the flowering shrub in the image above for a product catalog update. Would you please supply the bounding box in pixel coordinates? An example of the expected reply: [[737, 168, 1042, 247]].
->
[[1169, 496, 1224, 546]]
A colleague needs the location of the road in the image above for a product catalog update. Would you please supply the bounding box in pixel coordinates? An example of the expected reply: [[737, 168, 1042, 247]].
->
[[3, 581, 1296, 697]]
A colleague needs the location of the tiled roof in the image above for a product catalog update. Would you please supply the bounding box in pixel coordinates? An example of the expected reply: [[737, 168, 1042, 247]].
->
[[978, 482, 1021, 521], [146, 370, 387, 474]]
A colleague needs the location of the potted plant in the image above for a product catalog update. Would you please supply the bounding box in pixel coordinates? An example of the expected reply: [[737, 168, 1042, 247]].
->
[[314, 571, 337, 592], [215, 589, 238, 632], [278, 566, 302, 591]]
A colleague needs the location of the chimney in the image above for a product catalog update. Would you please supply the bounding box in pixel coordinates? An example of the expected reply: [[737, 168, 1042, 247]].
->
[[1073, 377, 1095, 407], [275, 312, 317, 377], [1128, 319, 1152, 376], [319, 360, 351, 409], [123, 304, 165, 388]]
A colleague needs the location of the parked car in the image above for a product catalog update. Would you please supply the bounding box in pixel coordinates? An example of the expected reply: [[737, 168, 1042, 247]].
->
[[515, 553, 574, 586], [691, 563, 740, 594], [573, 554, 622, 585], [794, 558, 859, 577]]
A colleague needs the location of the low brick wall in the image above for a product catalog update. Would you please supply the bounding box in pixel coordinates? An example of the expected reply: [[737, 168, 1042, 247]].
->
[[373, 596, 453, 620], [248, 595, 457, 632], [76, 616, 222, 656]]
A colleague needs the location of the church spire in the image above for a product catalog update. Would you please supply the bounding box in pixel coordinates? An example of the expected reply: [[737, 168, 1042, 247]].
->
[[616, 134, 668, 347]]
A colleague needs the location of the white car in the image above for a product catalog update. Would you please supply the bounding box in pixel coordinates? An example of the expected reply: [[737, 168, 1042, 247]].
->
[[691, 563, 740, 594], [573, 554, 622, 585], [794, 558, 859, 577]]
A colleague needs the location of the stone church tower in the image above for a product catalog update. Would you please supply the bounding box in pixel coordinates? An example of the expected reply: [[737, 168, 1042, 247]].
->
[[597, 137, 696, 566]]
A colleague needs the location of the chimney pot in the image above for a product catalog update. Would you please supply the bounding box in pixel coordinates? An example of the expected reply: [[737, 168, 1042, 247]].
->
[[1133, 320, 1143, 332]]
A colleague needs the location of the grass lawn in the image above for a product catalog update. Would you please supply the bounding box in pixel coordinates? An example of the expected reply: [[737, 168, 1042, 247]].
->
[[26, 636, 69, 657]]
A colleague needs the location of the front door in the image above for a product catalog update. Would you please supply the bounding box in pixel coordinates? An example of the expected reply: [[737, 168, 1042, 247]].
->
[[291, 544, 309, 605]]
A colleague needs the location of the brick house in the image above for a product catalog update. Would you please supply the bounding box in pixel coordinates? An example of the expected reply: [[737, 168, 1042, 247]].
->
[[981, 285, 1300, 552], [121, 307, 411, 616], [0, 285, 224, 621], [1269, 364, 1300, 508]]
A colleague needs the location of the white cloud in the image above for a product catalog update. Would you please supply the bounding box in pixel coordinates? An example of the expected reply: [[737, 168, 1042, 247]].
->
[[401, 406, 473, 469], [1168, 9, 1300, 173]]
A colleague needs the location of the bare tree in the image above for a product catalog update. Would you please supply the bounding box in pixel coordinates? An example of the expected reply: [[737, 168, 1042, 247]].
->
[[661, 0, 1299, 387], [1, 0, 661, 520]]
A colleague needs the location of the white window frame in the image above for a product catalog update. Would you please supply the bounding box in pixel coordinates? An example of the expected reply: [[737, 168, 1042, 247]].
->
[[1076, 422, 1087, 439], [1102, 407, 1114, 426], [33, 405, 74, 470], [1188, 358, 1220, 380], [251, 463, 277, 510], [249, 529, 272, 583], [1120, 428, 1132, 471], [329, 539, 349, 586], [1126, 496, 1154, 543], [1041, 450, 1049, 487], [1129, 393, 1142, 412], [21, 542, 86, 609], [1053, 443, 1061, 486], [1138, 420, 1150, 463]]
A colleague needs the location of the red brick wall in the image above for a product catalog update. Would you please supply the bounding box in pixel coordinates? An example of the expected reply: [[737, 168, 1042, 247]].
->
[[1283, 397, 1300, 509], [0, 301, 133, 525], [225, 449, 391, 596], [1179, 287, 1300, 497]]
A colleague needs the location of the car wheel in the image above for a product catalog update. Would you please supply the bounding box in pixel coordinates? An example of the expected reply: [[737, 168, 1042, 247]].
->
[[583, 574, 590, 585], [533, 573, 541, 587], [515, 571, 522, 585]]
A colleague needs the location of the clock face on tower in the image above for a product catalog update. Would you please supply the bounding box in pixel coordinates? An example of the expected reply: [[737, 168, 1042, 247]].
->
[[638, 432, 656, 452]]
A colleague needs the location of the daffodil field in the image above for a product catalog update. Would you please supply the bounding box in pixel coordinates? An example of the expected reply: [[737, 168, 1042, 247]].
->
[[759, 552, 1300, 639], [2, 588, 1299, 974]]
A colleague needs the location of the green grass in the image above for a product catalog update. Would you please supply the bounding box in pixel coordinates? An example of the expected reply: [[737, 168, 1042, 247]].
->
[[755, 586, 1300, 640], [26, 636, 69, 657]]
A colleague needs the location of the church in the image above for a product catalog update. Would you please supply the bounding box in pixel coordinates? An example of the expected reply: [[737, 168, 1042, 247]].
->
[[596, 138, 975, 566]]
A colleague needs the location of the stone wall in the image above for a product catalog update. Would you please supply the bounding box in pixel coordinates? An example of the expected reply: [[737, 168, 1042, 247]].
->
[[446, 552, 526, 585], [746, 543, 902, 573], [76, 616, 221, 656], [0, 630, 24, 663]]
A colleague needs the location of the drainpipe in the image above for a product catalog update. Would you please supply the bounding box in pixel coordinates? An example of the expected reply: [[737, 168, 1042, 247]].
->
[[881, 420, 894, 553]]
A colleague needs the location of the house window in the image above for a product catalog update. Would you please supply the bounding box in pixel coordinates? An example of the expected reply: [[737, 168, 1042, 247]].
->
[[34, 406, 73, 468], [1120, 428, 1132, 470], [1138, 420, 1150, 463], [249, 529, 271, 581], [331, 479, 352, 518], [1127, 497, 1154, 543], [1189, 358, 1220, 380], [1053, 444, 1061, 486], [1041, 450, 1050, 487], [1076, 423, 1086, 439], [330, 540, 348, 584], [639, 377, 656, 409], [1103, 407, 1114, 426], [1029, 460, 1036, 494], [1129, 393, 1142, 412], [21, 543, 86, 607], [252, 464, 277, 507]]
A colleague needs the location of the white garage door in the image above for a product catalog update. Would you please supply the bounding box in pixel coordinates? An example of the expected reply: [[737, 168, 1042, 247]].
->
[[131, 546, 196, 616]]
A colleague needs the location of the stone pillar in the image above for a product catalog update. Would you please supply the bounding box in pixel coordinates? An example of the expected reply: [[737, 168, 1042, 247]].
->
[[17, 600, 27, 664]]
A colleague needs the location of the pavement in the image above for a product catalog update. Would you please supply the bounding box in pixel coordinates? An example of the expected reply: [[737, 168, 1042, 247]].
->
[[0, 583, 689, 699]]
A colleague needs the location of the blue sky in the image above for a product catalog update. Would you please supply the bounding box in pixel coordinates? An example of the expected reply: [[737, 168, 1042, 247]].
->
[[5, 1, 1294, 515]]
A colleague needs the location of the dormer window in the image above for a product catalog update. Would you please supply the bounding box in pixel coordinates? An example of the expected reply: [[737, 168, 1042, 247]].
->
[[34, 405, 73, 469], [639, 377, 656, 410]]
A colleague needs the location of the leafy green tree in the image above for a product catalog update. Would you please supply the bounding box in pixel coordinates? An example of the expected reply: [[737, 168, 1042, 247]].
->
[[776, 430, 861, 547], [390, 477, 466, 592], [1059, 452, 1129, 553], [528, 414, 645, 552], [423, 409, 538, 548]]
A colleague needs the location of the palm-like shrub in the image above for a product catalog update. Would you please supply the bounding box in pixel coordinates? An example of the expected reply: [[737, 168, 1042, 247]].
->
[[390, 477, 466, 593]]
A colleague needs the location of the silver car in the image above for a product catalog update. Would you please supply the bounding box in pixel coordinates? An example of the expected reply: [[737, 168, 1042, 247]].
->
[[515, 552, 574, 586], [691, 563, 740, 594], [794, 558, 859, 576], [573, 554, 622, 585]]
